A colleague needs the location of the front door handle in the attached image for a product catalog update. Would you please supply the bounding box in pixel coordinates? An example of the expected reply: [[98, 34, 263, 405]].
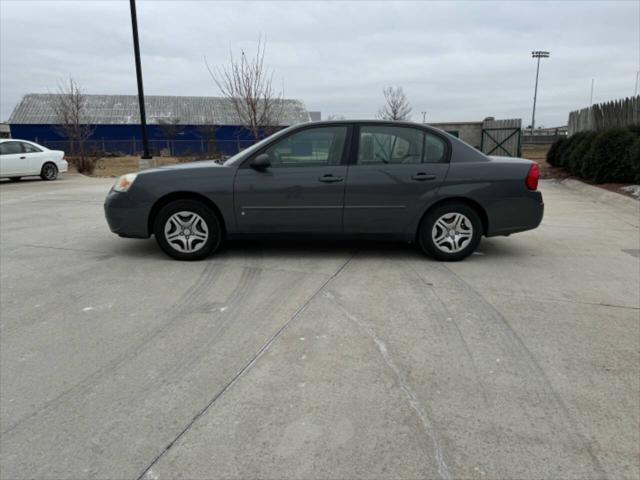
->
[[19, 156, 26, 160], [318, 174, 344, 183], [411, 172, 436, 181]]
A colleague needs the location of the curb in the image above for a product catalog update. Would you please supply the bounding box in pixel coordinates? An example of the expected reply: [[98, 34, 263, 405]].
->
[[558, 178, 640, 219]]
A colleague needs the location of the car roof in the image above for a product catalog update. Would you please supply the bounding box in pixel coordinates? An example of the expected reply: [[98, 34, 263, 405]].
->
[[0, 138, 39, 144], [303, 119, 430, 127]]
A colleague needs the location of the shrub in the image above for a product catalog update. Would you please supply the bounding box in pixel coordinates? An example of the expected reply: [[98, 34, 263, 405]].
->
[[625, 124, 640, 137], [583, 128, 636, 183], [561, 132, 589, 172], [546, 136, 568, 166], [71, 156, 97, 175], [628, 136, 640, 183], [566, 132, 597, 176]]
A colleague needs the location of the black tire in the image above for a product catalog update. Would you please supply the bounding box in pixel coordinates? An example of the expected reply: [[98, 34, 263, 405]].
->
[[153, 200, 222, 261], [8, 177, 21, 182], [40, 163, 58, 181], [418, 202, 482, 261]]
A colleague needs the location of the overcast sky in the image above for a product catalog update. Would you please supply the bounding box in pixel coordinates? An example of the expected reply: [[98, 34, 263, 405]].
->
[[1, 0, 638, 127]]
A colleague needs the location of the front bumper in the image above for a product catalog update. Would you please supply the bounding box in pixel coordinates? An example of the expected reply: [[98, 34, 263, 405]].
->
[[104, 190, 151, 238]]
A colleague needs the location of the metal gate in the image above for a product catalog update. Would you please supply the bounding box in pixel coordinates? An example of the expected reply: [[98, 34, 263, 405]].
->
[[480, 118, 522, 157]]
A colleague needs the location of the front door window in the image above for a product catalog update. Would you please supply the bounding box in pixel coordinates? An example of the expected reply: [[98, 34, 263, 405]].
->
[[262, 126, 347, 167]]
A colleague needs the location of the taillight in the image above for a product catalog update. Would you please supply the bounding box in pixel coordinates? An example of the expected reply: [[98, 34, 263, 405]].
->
[[526, 163, 540, 191]]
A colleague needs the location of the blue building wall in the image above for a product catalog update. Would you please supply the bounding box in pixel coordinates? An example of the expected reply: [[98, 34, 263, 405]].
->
[[9, 124, 264, 156]]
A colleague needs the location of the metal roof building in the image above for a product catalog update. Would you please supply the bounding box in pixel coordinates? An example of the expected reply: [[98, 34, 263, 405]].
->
[[8, 94, 311, 126], [8, 94, 311, 156]]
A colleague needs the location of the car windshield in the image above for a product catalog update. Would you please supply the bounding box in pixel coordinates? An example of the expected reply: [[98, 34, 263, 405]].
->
[[222, 126, 297, 166]]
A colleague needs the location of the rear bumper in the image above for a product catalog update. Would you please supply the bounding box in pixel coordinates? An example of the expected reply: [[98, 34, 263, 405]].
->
[[58, 160, 68, 173], [486, 191, 544, 236], [104, 190, 151, 238]]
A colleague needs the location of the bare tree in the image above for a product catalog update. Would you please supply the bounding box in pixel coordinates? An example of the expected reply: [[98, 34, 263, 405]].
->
[[376, 86, 412, 121], [196, 120, 218, 159], [158, 117, 183, 155], [206, 37, 284, 142], [51, 77, 94, 173], [327, 114, 347, 120]]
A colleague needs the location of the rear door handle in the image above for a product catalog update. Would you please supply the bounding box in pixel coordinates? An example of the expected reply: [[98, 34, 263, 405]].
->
[[411, 172, 436, 181], [19, 156, 26, 160], [318, 174, 344, 183]]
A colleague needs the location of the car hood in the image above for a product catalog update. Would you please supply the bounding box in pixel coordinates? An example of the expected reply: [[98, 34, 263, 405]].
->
[[138, 160, 224, 175], [157, 160, 223, 170]]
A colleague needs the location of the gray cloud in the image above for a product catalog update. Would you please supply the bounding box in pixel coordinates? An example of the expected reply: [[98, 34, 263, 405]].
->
[[1, 0, 638, 127]]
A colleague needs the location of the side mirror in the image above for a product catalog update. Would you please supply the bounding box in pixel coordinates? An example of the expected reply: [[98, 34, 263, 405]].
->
[[250, 153, 271, 170]]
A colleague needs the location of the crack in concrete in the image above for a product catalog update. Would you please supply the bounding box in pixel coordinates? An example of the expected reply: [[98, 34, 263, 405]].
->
[[135, 251, 357, 480], [325, 291, 451, 480]]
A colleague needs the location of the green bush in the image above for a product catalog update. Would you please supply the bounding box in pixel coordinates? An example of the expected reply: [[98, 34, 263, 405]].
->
[[627, 137, 640, 183], [546, 136, 568, 166], [563, 132, 592, 172], [625, 124, 640, 137], [567, 132, 597, 176], [547, 126, 640, 183], [585, 128, 636, 183]]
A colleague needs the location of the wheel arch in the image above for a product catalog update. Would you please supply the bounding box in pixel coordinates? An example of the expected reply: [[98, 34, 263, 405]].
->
[[147, 191, 226, 237], [418, 197, 489, 237]]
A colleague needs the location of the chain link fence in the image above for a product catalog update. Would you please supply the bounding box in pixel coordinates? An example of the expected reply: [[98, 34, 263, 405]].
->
[[36, 138, 258, 159]]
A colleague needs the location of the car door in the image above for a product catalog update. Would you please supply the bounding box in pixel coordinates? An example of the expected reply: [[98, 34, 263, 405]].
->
[[234, 125, 350, 233], [0, 141, 27, 176], [343, 124, 450, 235], [20, 142, 46, 173]]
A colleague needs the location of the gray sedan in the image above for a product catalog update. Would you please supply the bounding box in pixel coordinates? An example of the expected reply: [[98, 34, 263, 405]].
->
[[104, 120, 543, 261]]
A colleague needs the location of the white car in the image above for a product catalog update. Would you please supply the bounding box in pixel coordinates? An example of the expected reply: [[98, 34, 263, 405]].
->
[[0, 139, 68, 181]]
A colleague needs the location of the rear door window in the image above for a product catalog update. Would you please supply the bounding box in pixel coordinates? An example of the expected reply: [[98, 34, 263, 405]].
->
[[0, 142, 24, 155], [358, 126, 424, 165], [21, 142, 42, 153]]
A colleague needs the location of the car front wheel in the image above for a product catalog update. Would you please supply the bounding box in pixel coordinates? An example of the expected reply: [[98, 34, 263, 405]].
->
[[153, 200, 222, 261], [40, 163, 58, 181], [419, 203, 482, 261]]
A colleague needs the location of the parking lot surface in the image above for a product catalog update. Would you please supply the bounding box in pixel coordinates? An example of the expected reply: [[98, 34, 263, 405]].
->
[[1, 174, 638, 480]]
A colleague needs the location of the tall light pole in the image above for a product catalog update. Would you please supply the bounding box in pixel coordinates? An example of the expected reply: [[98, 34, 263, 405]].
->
[[421, 111, 427, 123], [129, 0, 151, 159], [530, 50, 550, 133]]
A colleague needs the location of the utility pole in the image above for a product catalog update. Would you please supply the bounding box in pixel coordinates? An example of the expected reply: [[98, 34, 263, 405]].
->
[[590, 78, 595, 105], [635, 71, 639, 96], [421, 111, 427, 123], [129, 0, 151, 159], [530, 50, 550, 133]]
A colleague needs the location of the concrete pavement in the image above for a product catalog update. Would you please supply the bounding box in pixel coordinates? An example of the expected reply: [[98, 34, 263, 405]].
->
[[0, 175, 638, 479]]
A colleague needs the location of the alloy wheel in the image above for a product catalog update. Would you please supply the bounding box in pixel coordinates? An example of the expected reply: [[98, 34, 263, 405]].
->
[[43, 164, 57, 180], [164, 211, 210, 253], [431, 212, 473, 254]]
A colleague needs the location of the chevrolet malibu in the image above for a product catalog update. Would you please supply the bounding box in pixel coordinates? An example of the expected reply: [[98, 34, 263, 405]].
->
[[104, 121, 543, 261]]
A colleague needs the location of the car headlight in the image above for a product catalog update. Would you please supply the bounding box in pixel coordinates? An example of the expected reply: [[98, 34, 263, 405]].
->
[[112, 173, 138, 192]]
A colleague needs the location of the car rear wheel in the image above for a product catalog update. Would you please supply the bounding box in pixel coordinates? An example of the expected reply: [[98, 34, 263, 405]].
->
[[153, 200, 222, 261], [40, 163, 58, 181], [419, 203, 482, 261]]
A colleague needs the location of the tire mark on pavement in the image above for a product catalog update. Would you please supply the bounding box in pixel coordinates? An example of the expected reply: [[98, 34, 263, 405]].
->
[[438, 263, 609, 479], [136, 251, 357, 480], [1, 261, 222, 436]]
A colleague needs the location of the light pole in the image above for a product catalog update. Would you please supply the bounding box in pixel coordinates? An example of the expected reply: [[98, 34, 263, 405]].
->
[[530, 50, 550, 133], [421, 111, 427, 123], [129, 0, 151, 159]]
